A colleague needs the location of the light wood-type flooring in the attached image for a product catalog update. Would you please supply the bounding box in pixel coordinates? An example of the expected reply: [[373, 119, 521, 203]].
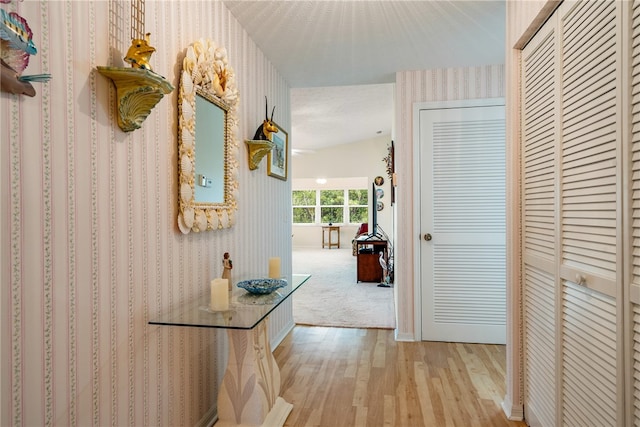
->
[[274, 326, 527, 427]]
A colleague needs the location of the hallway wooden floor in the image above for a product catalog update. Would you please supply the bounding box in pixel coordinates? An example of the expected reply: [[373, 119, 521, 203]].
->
[[274, 326, 526, 427]]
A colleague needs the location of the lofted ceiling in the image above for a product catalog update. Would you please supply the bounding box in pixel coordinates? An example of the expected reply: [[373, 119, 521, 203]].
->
[[223, 1, 506, 152]]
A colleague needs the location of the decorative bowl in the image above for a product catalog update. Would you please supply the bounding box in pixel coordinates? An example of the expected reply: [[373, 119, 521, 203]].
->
[[237, 278, 287, 295]]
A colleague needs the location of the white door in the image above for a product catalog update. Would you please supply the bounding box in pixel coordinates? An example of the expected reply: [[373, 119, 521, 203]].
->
[[419, 102, 506, 344]]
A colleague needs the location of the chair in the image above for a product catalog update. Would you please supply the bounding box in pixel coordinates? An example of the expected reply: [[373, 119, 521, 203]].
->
[[351, 223, 368, 255]]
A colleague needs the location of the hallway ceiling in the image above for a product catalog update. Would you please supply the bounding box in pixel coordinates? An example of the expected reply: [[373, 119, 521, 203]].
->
[[223, 0, 505, 152]]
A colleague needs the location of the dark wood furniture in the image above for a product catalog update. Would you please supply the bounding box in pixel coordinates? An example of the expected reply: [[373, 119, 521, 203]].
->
[[355, 238, 388, 282]]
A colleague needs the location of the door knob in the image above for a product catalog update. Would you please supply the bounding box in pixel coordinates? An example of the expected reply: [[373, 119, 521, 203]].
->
[[424, 233, 432, 241]]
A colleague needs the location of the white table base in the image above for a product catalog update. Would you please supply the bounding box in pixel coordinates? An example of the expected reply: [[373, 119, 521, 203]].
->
[[216, 320, 292, 427]]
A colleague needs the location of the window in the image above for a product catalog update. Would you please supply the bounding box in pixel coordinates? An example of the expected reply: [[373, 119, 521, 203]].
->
[[292, 188, 368, 225], [348, 189, 368, 223], [320, 190, 344, 224], [292, 190, 316, 224]]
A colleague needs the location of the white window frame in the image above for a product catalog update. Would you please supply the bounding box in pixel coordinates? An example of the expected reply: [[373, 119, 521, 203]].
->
[[292, 188, 368, 225]]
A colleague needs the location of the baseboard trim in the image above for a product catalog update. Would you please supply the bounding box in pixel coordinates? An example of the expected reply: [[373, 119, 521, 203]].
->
[[394, 329, 416, 342], [501, 395, 524, 421], [271, 319, 295, 350]]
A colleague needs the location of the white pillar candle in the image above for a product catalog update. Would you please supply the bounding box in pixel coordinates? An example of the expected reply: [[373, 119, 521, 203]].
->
[[210, 278, 229, 311], [268, 257, 281, 278]]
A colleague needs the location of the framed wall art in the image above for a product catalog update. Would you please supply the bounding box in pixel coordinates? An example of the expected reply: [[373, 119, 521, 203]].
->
[[267, 122, 288, 181]]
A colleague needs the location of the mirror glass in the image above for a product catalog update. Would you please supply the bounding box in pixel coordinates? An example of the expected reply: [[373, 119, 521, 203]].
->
[[194, 91, 226, 203], [177, 39, 239, 234]]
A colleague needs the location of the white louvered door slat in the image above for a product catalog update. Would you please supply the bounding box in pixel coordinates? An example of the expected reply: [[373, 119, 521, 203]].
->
[[522, 19, 558, 427], [562, 282, 618, 427], [560, 0, 619, 295], [523, 266, 556, 427], [419, 103, 506, 344], [559, 1, 621, 426]]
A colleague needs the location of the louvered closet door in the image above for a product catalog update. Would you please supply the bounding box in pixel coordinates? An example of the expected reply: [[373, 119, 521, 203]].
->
[[521, 17, 558, 427], [419, 103, 506, 344], [558, 1, 621, 425]]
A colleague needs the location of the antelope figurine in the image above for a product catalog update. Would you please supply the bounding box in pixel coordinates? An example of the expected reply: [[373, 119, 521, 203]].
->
[[253, 97, 278, 141]]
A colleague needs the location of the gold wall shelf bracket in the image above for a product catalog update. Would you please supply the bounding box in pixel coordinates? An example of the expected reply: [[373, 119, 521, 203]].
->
[[245, 139, 274, 170], [97, 66, 173, 132]]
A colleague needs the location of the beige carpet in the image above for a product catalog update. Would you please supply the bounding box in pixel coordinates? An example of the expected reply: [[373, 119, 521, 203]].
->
[[292, 248, 396, 329]]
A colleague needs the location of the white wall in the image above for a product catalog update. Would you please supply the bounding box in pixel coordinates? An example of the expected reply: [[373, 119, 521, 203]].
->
[[1, 2, 291, 426], [292, 136, 394, 249]]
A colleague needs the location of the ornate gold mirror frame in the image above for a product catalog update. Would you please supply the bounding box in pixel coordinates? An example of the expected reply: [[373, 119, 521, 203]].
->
[[177, 39, 239, 234]]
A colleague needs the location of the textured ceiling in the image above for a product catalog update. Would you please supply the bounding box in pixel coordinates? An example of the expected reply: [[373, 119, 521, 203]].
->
[[223, 0, 505, 151], [291, 83, 394, 153]]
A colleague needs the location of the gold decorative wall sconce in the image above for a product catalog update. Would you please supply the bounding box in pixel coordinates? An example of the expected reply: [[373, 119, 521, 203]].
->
[[245, 139, 274, 170], [245, 98, 277, 170], [96, 0, 173, 132], [96, 63, 173, 132]]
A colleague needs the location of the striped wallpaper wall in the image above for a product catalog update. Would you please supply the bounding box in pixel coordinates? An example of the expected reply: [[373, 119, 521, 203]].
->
[[1, 1, 291, 426], [394, 65, 505, 338]]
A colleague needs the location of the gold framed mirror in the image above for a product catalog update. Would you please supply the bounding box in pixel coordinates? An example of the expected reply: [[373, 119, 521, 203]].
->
[[178, 39, 239, 234]]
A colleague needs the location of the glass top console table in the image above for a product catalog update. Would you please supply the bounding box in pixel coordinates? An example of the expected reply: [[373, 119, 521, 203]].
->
[[149, 273, 311, 427], [150, 273, 310, 330]]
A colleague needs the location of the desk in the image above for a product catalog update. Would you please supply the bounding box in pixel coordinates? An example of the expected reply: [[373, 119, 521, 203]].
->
[[322, 226, 340, 249], [149, 274, 311, 427], [354, 238, 388, 282]]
